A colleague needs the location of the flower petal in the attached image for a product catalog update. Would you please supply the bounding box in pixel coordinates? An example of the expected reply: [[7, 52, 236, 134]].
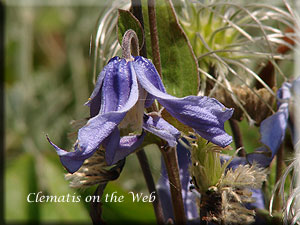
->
[[220, 155, 247, 169], [133, 56, 166, 92], [248, 80, 292, 168], [246, 147, 273, 168], [260, 108, 288, 159], [103, 128, 120, 166], [47, 136, 94, 173], [85, 56, 120, 117], [143, 114, 180, 147], [110, 131, 146, 165], [133, 56, 233, 147], [135, 56, 167, 109], [76, 65, 139, 167], [103, 128, 146, 165], [144, 93, 155, 108], [246, 188, 265, 210], [100, 58, 135, 114]]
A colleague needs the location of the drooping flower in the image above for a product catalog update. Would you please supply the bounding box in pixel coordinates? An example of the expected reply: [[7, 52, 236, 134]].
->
[[48, 55, 233, 173]]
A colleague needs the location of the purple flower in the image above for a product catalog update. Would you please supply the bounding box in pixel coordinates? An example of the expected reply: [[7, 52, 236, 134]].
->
[[247, 77, 300, 167], [48, 56, 233, 173]]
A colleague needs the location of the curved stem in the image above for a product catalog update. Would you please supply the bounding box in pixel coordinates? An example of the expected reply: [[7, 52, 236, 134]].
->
[[121, 29, 139, 60]]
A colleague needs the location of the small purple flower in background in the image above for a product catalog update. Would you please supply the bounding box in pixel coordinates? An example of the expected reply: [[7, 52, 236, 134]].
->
[[247, 77, 300, 167], [214, 77, 300, 216], [48, 55, 233, 173]]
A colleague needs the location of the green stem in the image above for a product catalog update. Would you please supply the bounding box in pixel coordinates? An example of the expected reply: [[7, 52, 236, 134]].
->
[[0, 3, 4, 224]]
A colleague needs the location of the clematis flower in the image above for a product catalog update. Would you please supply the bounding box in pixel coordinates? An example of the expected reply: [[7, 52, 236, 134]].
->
[[219, 77, 299, 213], [48, 56, 233, 173], [247, 77, 300, 167]]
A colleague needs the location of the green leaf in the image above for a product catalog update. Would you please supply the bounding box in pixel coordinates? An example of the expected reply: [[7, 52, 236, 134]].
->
[[117, 9, 144, 50], [142, 0, 199, 97]]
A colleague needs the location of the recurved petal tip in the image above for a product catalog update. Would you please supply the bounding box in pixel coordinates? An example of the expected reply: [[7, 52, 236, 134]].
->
[[46, 135, 85, 173]]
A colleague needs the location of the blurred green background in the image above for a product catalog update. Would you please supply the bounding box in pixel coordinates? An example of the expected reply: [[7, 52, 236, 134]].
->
[[4, 0, 291, 224]]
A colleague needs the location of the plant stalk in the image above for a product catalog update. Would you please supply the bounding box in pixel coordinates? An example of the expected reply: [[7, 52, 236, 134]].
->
[[147, 0, 162, 77], [136, 149, 165, 224], [274, 143, 284, 211], [229, 119, 245, 157], [131, 0, 147, 57], [161, 146, 187, 225], [121, 29, 139, 60], [0, 3, 4, 225]]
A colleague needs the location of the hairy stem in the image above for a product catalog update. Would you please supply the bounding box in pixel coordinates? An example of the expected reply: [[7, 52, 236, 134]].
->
[[121, 29, 139, 60], [229, 119, 245, 157], [161, 146, 187, 225], [136, 149, 165, 224], [148, 0, 162, 77]]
